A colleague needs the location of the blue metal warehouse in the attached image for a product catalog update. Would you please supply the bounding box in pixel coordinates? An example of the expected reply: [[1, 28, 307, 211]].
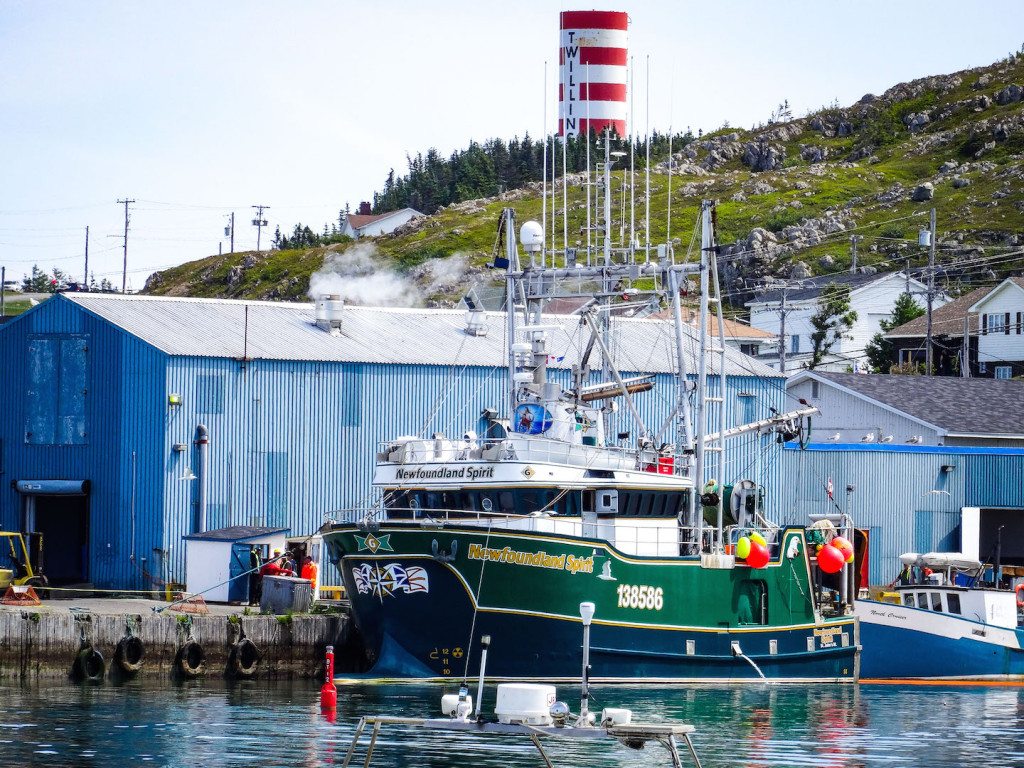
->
[[0, 294, 786, 590], [778, 372, 1024, 585]]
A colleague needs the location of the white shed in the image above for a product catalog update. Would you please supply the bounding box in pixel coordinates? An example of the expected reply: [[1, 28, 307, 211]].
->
[[184, 525, 290, 604]]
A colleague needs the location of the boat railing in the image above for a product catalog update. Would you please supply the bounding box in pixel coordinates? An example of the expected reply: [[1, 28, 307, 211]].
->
[[375, 436, 692, 478], [331, 506, 687, 557]]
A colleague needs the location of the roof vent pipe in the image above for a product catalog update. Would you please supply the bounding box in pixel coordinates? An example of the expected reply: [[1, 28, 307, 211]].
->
[[315, 294, 344, 336]]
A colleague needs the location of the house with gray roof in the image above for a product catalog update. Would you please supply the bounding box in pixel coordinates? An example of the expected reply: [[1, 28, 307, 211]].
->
[[788, 371, 1024, 447]]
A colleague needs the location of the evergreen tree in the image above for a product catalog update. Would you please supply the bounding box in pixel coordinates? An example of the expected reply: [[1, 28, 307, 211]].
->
[[808, 283, 858, 369], [865, 293, 925, 373]]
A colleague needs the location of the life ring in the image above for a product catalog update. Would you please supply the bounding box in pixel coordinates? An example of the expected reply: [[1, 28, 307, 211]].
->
[[231, 638, 260, 678], [177, 640, 206, 678], [75, 646, 105, 682], [1016, 584, 1024, 609], [115, 635, 145, 674]]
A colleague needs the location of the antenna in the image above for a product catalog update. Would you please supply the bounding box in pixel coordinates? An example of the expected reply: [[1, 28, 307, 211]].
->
[[585, 63, 592, 264], [644, 56, 651, 263], [629, 55, 635, 253], [542, 61, 547, 264]]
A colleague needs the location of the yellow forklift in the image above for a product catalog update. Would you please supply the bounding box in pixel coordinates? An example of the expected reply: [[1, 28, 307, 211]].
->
[[0, 531, 48, 596]]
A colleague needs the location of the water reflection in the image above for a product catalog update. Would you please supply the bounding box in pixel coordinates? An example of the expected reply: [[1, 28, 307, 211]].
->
[[0, 680, 1022, 767]]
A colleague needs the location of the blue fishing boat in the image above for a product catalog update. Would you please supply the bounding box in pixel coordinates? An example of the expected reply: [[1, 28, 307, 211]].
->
[[856, 552, 1024, 680]]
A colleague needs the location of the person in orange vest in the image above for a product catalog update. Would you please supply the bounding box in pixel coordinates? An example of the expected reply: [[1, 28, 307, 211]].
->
[[300, 555, 318, 592]]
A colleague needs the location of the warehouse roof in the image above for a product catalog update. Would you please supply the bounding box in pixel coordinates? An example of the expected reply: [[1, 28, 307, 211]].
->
[[791, 371, 1024, 437], [59, 293, 780, 378], [183, 525, 289, 542]]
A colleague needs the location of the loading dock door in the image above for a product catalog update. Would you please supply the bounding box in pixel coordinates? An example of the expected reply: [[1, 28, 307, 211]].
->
[[15, 480, 90, 585], [979, 508, 1024, 567]]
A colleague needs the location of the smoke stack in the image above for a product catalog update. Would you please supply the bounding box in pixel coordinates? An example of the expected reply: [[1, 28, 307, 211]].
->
[[315, 294, 344, 335]]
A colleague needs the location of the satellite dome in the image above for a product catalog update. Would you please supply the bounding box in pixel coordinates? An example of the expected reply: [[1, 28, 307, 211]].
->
[[520, 220, 544, 252]]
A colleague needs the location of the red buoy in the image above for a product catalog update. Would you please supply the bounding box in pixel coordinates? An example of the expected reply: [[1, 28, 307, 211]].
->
[[817, 544, 845, 574], [320, 645, 337, 713], [746, 541, 770, 569]]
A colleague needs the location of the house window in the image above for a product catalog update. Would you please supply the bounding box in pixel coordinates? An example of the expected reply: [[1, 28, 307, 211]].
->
[[811, 380, 820, 398], [979, 361, 988, 374], [790, 335, 800, 354], [984, 313, 1008, 335], [995, 366, 1013, 379], [739, 343, 760, 356]]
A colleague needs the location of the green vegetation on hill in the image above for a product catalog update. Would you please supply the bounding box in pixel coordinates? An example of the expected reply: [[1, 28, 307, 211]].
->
[[145, 53, 1024, 308]]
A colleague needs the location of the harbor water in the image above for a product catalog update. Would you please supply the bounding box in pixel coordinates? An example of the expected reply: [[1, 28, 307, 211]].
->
[[2, 680, 1023, 767]]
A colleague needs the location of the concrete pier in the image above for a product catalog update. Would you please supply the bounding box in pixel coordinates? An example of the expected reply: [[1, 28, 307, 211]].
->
[[0, 598, 353, 681]]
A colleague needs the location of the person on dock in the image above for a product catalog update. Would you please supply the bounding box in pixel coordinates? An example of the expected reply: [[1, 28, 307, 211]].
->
[[260, 549, 294, 578], [249, 545, 263, 605], [300, 555, 318, 592]]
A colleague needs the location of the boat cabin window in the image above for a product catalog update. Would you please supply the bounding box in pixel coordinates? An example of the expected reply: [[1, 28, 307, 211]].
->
[[946, 593, 961, 614], [930, 593, 942, 612], [615, 490, 688, 518], [902, 593, 916, 608], [384, 488, 579, 518], [917, 592, 929, 609]]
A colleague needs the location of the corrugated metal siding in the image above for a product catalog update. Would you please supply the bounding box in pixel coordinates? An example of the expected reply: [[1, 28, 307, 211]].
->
[[775, 443, 1024, 584]]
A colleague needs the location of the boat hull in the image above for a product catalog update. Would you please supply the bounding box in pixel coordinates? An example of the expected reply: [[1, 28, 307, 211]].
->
[[327, 523, 859, 682], [857, 600, 1024, 680]]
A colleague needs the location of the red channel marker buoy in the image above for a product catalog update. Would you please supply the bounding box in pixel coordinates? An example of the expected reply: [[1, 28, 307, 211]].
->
[[320, 644, 338, 714]]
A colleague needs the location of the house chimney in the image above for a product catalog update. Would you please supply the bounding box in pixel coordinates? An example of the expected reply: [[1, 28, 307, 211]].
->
[[315, 294, 344, 335], [358, 201, 372, 216]]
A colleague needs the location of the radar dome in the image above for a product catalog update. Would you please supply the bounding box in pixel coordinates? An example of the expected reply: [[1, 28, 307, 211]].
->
[[520, 220, 544, 252]]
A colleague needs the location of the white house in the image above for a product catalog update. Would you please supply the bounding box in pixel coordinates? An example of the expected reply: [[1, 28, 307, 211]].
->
[[747, 271, 944, 374], [968, 276, 1024, 379], [340, 207, 424, 239]]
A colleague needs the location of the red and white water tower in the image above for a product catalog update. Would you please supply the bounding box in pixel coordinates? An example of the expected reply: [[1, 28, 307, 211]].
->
[[558, 10, 629, 137]]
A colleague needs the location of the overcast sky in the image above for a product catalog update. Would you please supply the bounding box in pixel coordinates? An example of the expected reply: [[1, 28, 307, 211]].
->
[[2, 1, 1022, 289]]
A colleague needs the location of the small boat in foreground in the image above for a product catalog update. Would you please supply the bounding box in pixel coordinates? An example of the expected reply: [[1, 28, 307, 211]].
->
[[856, 552, 1024, 680]]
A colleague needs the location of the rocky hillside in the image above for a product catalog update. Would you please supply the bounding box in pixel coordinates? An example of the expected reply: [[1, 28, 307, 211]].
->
[[145, 54, 1024, 308]]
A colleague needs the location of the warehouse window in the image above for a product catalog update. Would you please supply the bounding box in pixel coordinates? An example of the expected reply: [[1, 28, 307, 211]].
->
[[995, 366, 1012, 380], [196, 374, 225, 414], [342, 365, 363, 427], [25, 335, 88, 445], [736, 392, 756, 425]]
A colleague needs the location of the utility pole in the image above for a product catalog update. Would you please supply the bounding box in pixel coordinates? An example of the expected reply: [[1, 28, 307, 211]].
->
[[226, 212, 235, 253], [925, 207, 936, 376], [84, 226, 89, 286], [117, 198, 135, 293], [778, 288, 788, 374], [1, 266, 5, 318], [850, 235, 862, 274], [251, 205, 269, 253]]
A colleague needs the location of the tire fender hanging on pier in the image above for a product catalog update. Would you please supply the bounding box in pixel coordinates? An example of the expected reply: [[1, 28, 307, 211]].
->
[[74, 646, 105, 682], [177, 640, 206, 678], [231, 637, 260, 678], [115, 635, 145, 674]]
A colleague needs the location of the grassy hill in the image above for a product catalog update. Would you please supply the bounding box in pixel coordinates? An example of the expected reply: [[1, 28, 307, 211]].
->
[[145, 54, 1024, 309]]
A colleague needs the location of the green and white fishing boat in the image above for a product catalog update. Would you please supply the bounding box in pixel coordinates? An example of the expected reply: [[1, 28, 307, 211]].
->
[[324, 140, 858, 682]]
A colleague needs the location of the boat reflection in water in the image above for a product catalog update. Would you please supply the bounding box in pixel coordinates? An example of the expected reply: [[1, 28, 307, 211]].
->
[[2, 681, 1023, 767]]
